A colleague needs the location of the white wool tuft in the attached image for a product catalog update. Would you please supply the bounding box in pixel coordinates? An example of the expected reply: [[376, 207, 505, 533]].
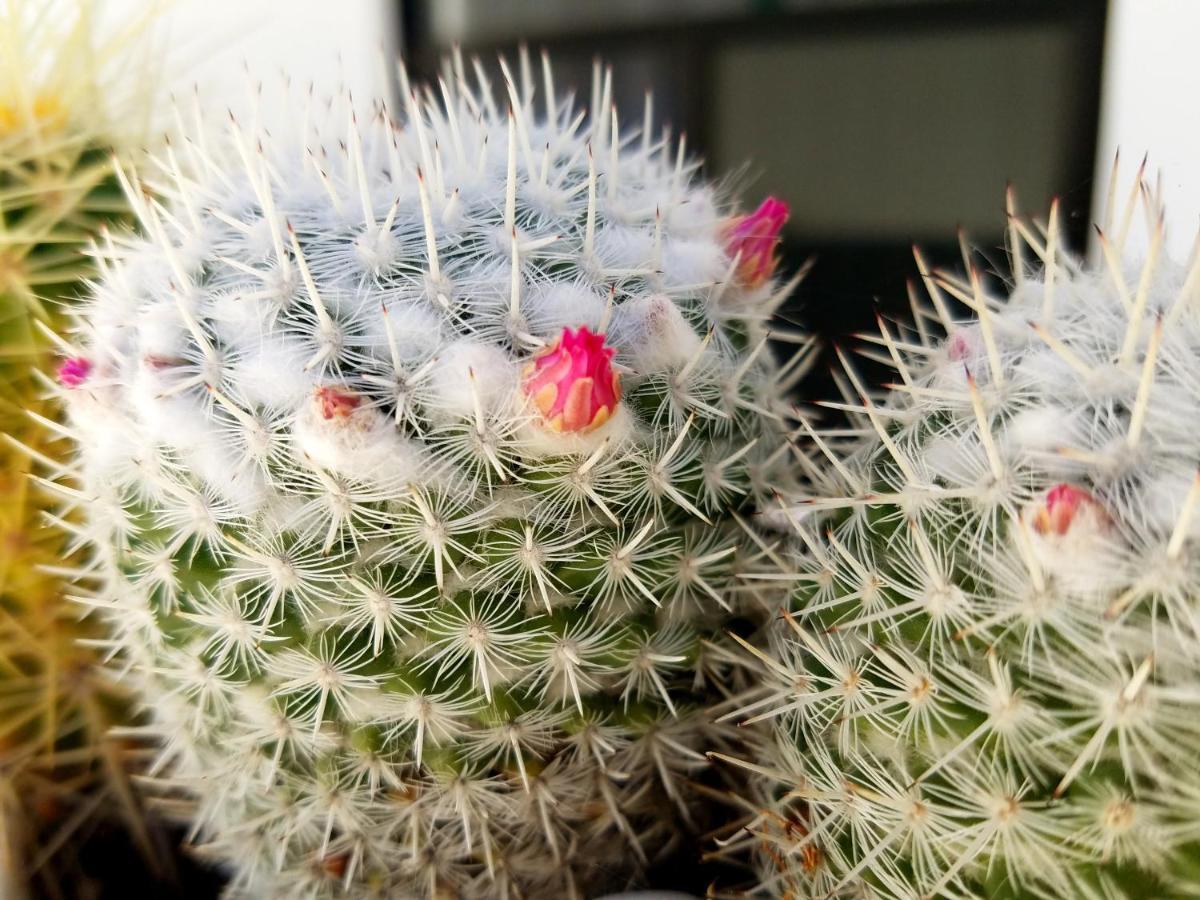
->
[[1003, 404, 1079, 456], [660, 236, 727, 288], [186, 439, 269, 515], [291, 393, 423, 486], [135, 299, 190, 360], [518, 403, 635, 459], [357, 300, 443, 366], [610, 293, 703, 373], [426, 339, 518, 420], [128, 368, 213, 451], [523, 281, 609, 339], [593, 224, 653, 271], [205, 290, 276, 349], [231, 338, 315, 411]]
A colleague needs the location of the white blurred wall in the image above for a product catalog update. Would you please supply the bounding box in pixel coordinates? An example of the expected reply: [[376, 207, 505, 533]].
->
[[111, 0, 397, 126], [1092, 0, 1200, 262]]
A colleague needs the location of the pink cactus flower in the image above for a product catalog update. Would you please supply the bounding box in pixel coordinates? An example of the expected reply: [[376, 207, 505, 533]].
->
[[726, 196, 789, 287], [1029, 484, 1105, 537], [523, 326, 621, 433], [315, 385, 362, 421], [56, 356, 92, 388]]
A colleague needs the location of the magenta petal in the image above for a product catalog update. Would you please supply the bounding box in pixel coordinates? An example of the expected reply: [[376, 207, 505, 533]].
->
[[57, 356, 92, 388], [524, 326, 622, 433]]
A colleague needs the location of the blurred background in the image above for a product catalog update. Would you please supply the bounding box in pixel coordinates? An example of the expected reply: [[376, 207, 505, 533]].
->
[[30, 0, 1200, 895]]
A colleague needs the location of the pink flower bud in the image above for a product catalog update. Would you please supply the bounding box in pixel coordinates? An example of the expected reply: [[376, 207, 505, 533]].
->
[[314, 385, 362, 421], [1028, 484, 1105, 536], [523, 326, 621, 433], [56, 356, 92, 388], [726, 196, 789, 287], [947, 331, 975, 362], [143, 354, 182, 371]]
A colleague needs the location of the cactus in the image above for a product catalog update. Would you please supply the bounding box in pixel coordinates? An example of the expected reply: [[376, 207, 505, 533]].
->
[[0, 1, 162, 894], [51, 53, 810, 898], [721, 175, 1200, 899]]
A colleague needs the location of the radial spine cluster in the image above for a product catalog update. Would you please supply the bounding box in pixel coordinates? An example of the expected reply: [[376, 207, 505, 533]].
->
[[52, 50, 810, 898], [727, 175, 1200, 898]]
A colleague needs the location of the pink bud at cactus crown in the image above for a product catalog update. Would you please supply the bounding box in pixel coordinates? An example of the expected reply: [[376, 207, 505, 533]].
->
[[1030, 483, 1104, 536], [57, 356, 92, 388], [727, 196, 789, 287], [523, 326, 621, 433], [315, 385, 362, 421]]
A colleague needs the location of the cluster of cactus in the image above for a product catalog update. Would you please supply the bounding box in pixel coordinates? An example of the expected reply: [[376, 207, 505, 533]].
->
[[724, 176, 1200, 898], [0, 1, 162, 894], [51, 51, 809, 897], [44, 14, 1200, 898]]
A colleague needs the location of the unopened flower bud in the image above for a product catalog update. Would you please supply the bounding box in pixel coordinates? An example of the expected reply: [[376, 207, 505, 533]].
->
[[523, 326, 621, 433], [726, 196, 789, 287], [315, 385, 363, 421], [1028, 484, 1105, 537], [56, 356, 92, 388]]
